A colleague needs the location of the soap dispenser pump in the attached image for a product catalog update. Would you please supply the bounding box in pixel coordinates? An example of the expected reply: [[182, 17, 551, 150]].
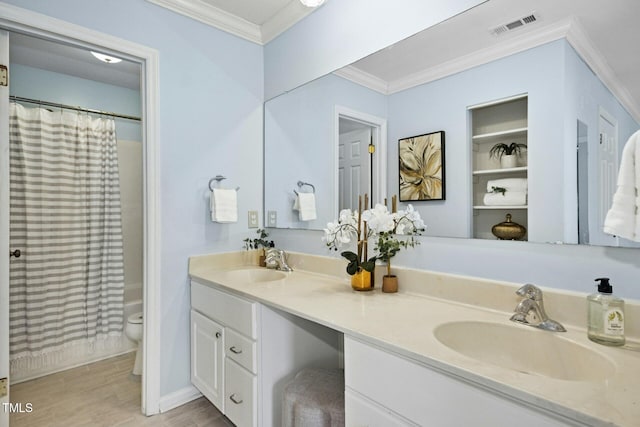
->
[[587, 278, 625, 346]]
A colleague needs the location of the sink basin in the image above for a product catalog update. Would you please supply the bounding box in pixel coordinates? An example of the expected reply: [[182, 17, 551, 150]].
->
[[434, 321, 615, 381], [221, 268, 287, 283]]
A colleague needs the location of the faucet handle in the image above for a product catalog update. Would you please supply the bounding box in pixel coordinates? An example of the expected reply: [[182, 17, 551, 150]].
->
[[516, 283, 543, 301]]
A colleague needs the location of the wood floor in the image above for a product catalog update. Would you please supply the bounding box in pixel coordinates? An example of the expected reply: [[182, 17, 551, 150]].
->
[[10, 352, 233, 427]]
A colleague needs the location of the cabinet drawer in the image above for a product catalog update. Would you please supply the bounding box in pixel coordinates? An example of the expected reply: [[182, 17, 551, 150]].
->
[[225, 358, 257, 427], [345, 336, 569, 426], [225, 327, 257, 374], [191, 280, 256, 338], [345, 388, 417, 427]]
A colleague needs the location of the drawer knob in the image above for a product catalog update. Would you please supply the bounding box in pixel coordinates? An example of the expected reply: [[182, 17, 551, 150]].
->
[[229, 393, 243, 404], [229, 346, 242, 354], [215, 332, 221, 338]]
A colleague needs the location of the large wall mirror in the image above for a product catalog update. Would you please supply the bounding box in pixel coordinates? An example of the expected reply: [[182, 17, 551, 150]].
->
[[264, 0, 640, 248]]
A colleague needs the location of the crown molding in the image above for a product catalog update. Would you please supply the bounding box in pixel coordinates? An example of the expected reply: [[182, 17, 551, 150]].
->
[[388, 18, 573, 94], [261, 1, 313, 44], [565, 19, 640, 123], [147, 0, 313, 45], [147, 0, 262, 44], [336, 17, 640, 122], [333, 65, 388, 95]]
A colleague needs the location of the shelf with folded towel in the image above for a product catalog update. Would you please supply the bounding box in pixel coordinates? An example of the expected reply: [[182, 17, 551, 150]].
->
[[470, 94, 528, 241], [472, 166, 527, 175]]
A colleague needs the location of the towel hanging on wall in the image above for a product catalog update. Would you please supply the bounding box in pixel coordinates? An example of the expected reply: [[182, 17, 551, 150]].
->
[[293, 192, 317, 221], [603, 130, 640, 241], [210, 188, 238, 223]]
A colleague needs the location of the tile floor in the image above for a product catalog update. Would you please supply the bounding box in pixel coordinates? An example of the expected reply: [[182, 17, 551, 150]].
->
[[9, 352, 232, 426]]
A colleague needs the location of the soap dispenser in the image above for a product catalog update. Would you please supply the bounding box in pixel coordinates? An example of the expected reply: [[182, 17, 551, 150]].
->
[[587, 278, 625, 346]]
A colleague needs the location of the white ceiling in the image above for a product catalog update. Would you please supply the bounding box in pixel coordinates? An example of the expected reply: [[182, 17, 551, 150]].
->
[[7, 0, 640, 122], [9, 33, 141, 90], [340, 0, 640, 121]]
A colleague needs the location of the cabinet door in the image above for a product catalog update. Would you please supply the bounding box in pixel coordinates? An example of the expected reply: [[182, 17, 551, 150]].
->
[[191, 310, 224, 411]]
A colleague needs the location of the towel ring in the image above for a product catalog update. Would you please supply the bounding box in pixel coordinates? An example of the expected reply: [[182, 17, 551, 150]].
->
[[295, 181, 315, 195], [209, 175, 240, 192]]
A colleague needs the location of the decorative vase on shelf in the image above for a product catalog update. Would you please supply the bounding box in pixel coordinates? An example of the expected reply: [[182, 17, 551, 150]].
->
[[382, 275, 398, 293], [491, 214, 526, 240], [500, 154, 518, 169], [351, 268, 374, 291]]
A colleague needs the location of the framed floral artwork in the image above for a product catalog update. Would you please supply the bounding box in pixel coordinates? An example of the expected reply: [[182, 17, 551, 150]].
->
[[398, 131, 445, 201]]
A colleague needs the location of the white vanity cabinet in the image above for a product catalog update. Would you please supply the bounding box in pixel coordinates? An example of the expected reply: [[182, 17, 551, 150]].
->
[[344, 336, 579, 427], [191, 280, 258, 427], [191, 279, 341, 427]]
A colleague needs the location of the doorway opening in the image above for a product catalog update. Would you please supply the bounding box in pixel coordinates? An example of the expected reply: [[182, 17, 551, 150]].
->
[[0, 5, 160, 417], [334, 106, 387, 214]]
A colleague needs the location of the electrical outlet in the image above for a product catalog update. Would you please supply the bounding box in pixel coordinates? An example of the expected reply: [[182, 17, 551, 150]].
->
[[267, 210, 277, 227], [248, 210, 259, 228]]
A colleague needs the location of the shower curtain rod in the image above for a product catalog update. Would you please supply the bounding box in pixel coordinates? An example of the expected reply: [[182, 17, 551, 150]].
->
[[9, 95, 141, 122]]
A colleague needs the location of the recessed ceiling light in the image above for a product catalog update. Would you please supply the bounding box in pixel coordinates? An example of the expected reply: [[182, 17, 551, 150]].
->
[[90, 51, 122, 64], [300, 0, 325, 7]]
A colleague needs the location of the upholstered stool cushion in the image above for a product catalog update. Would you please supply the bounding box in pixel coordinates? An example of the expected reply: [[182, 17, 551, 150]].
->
[[283, 368, 345, 427]]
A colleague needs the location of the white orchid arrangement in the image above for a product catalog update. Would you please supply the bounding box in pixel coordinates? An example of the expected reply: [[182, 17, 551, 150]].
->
[[323, 207, 377, 275], [323, 200, 425, 276], [368, 204, 425, 277]]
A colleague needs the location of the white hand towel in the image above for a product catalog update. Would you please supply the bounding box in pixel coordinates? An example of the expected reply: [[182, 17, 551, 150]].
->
[[210, 188, 238, 223], [483, 191, 527, 206], [603, 130, 640, 241], [486, 178, 528, 193], [293, 193, 317, 221]]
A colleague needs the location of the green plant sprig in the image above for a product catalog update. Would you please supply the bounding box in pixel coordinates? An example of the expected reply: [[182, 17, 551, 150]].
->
[[490, 186, 507, 195], [243, 228, 274, 250], [489, 142, 527, 160]]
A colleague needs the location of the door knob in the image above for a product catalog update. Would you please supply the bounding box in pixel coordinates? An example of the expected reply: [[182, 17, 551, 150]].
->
[[10, 249, 21, 258]]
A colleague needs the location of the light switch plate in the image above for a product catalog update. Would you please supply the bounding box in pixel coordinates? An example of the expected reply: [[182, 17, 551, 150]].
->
[[267, 211, 277, 227], [248, 210, 259, 228]]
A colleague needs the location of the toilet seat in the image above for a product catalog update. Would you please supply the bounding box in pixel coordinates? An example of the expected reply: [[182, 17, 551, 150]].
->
[[128, 312, 143, 324]]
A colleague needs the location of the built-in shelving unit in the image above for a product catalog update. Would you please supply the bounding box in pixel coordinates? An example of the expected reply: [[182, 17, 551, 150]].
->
[[470, 94, 528, 240]]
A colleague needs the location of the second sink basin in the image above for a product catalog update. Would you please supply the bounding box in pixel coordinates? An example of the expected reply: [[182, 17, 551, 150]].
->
[[222, 268, 287, 283], [434, 321, 615, 382]]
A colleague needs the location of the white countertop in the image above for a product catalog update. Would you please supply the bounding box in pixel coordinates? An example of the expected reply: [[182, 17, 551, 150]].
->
[[188, 251, 640, 427]]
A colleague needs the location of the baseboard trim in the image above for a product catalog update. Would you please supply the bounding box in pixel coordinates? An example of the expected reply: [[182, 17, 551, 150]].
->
[[158, 385, 203, 413]]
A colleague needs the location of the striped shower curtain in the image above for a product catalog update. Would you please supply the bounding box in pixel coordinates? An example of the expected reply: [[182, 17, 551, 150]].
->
[[9, 103, 125, 367]]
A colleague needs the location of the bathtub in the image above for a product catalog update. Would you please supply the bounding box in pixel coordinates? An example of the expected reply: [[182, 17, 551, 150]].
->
[[12, 298, 142, 383]]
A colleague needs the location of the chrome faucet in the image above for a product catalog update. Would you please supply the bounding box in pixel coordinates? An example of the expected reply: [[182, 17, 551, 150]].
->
[[265, 248, 293, 272], [510, 284, 566, 332]]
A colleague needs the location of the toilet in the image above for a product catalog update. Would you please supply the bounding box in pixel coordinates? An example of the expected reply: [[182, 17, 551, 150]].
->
[[125, 312, 143, 376]]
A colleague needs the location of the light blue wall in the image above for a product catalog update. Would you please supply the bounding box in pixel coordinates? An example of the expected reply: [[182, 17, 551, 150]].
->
[[388, 41, 567, 242], [9, 64, 141, 140], [563, 44, 639, 248], [265, 73, 387, 229], [3, 0, 264, 397], [264, 0, 485, 99]]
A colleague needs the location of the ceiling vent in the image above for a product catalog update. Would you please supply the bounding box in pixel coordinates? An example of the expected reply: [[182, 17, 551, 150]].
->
[[490, 12, 539, 36]]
